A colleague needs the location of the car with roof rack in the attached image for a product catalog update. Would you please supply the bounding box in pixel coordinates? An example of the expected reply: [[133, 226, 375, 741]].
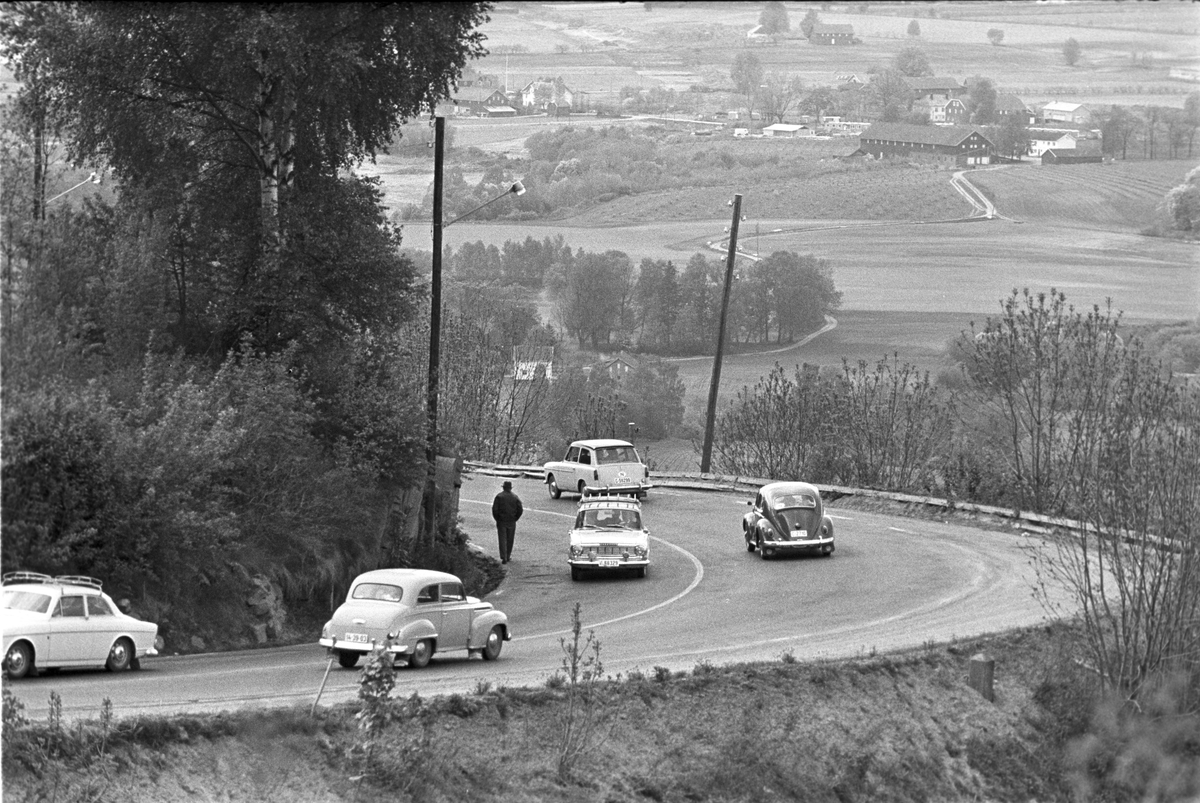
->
[[544, 438, 653, 500], [567, 494, 650, 580], [2, 572, 162, 679]]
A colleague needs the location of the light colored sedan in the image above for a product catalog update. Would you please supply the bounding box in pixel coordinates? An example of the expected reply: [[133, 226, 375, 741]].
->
[[2, 573, 161, 679], [319, 568, 510, 669], [544, 438, 653, 500]]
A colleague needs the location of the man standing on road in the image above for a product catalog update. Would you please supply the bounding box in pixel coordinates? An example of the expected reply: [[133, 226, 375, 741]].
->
[[492, 480, 523, 564]]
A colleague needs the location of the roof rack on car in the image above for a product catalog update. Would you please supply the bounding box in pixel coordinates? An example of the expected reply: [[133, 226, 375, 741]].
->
[[54, 575, 103, 590], [2, 571, 54, 585]]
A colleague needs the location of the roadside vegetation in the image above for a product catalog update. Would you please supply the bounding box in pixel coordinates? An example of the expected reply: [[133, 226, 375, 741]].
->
[[5, 610, 1198, 802]]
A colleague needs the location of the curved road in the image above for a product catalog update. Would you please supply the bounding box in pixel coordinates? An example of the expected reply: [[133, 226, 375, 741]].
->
[[6, 476, 1070, 722]]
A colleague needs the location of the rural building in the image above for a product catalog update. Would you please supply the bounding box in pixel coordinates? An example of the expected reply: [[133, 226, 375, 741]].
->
[[915, 96, 967, 125], [1029, 130, 1077, 157], [837, 73, 865, 88], [762, 123, 815, 138], [857, 123, 995, 166], [995, 93, 1036, 125], [1041, 140, 1104, 164], [809, 23, 855, 45], [519, 78, 575, 114], [451, 87, 513, 116], [1041, 101, 1091, 125], [511, 345, 555, 382], [908, 77, 966, 103], [587, 352, 640, 382]]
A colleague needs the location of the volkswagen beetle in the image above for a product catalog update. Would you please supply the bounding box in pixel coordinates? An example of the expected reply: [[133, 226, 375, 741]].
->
[[319, 569, 510, 669], [743, 482, 835, 559]]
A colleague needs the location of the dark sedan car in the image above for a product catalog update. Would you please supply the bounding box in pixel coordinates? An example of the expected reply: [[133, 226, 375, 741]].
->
[[742, 482, 835, 560]]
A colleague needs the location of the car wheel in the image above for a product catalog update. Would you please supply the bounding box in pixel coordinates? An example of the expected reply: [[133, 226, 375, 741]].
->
[[746, 536, 755, 552], [547, 475, 562, 499], [482, 626, 503, 661], [336, 650, 360, 669], [577, 480, 587, 498], [408, 639, 433, 669], [5, 642, 32, 680], [757, 534, 770, 560], [571, 566, 582, 581], [106, 638, 133, 672], [636, 566, 647, 579]]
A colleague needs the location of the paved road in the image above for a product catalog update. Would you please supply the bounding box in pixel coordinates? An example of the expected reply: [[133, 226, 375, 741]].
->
[[5, 476, 1069, 722]]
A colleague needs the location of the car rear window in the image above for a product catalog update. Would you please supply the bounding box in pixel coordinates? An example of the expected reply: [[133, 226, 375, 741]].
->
[[352, 583, 403, 602], [2, 590, 53, 613], [773, 493, 817, 509], [595, 446, 639, 464]]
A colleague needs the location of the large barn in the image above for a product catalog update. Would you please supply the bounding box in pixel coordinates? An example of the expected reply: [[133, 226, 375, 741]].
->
[[857, 123, 995, 166]]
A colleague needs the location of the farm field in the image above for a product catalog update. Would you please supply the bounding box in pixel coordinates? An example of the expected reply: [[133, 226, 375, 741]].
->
[[478, 2, 1199, 109]]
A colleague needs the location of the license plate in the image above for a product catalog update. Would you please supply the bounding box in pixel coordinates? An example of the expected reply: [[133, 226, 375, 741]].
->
[[793, 529, 808, 539], [344, 633, 370, 644], [598, 559, 620, 568]]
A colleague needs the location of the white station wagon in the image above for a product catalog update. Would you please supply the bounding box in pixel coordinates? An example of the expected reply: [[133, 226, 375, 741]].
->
[[544, 438, 652, 500], [319, 568, 510, 669]]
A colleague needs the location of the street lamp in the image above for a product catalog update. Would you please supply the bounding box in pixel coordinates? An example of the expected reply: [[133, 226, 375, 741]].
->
[[425, 115, 524, 544]]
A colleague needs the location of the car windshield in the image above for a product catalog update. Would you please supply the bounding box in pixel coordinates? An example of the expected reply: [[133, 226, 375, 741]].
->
[[594, 446, 639, 464], [576, 508, 640, 529], [352, 583, 404, 602], [2, 590, 53, 613]]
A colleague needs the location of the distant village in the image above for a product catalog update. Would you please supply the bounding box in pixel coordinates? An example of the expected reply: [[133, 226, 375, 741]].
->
[[437, 15, 1198, 168]]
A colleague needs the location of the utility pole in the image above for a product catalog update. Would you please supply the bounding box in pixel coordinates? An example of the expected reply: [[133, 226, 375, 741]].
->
[[424, 116, 446, 545], [700, 193, 742, 474]]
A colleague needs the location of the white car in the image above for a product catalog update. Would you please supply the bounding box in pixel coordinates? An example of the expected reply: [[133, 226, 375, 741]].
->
[[568, 495, 650, 580], [319, 569, 510, 669], [2, 573, 161, 679], [544, 438, 653, 500]]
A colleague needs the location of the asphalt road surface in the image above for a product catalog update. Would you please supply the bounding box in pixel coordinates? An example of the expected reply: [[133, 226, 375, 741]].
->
[[5, 475, 1069, 722]]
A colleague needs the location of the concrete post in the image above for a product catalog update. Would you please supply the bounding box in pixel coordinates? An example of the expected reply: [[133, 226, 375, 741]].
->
[[969, 653, 995, 702]]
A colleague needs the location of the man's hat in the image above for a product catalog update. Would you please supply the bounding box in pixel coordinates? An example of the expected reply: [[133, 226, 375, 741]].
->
[[502, 481, 513, 490]]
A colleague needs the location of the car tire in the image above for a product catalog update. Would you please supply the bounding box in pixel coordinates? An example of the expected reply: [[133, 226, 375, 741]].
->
[[5, 642, 32, 680], [757, 534, 769, 560], [408, 639, 433, 669], [577, 480, 587, 498], [636, 566, 647, 579], [482, 626, 503, 661], [106, 637, 133, 672], [337, 650, 360, 669], [746, 537, 755, 552], [571, 566, 582, 581], [547, 475, 562, 499]]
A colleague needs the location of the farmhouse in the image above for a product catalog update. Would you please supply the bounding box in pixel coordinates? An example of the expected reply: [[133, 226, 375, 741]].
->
[[762, 123, 814, 138], [1041, 140, 1104, 164], [1029, 130, 1077, 157], [857, 123, 994, 166], [1041, 101, 1091, 125], [908, 77, 966, 103], [519, 78, 575, 114], [587, 352, 640, 382], [914, 96, 967, 125], [995, 93, 1036, 125], [451, 87, 513, 116], [511, 345, 555, 382], [809, 23, 854, 45]]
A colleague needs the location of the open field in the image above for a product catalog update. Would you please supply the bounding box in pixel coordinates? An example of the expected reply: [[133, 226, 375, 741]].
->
[[477, 2, 1199, 109]]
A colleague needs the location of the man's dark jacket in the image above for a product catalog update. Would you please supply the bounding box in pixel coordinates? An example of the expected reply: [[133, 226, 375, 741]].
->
[[492, 490, 524, 523]]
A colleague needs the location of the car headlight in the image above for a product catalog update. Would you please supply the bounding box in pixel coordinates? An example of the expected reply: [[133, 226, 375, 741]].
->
[[631, 545, 647, 557], [569, 545, 584, 557]]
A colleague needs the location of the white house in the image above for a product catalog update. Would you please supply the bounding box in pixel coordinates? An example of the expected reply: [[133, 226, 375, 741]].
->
[[1041, 101, 1091, 125], [1029, 130, 1077, 157], [762, 123, 814, 138], [519, 78, 575, 113]]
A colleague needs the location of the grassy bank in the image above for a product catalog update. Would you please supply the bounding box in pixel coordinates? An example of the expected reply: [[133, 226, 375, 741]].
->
[[6, 620, 1196, 803]]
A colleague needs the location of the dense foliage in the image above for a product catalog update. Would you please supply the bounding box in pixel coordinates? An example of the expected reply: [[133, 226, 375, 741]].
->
[[1, 2, 491, 645]]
